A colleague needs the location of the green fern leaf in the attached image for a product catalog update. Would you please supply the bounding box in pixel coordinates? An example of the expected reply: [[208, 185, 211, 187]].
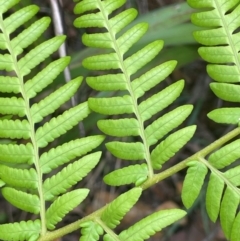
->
[[30, 77, 82, 123], [139, 80, 185, 122], [224, 166, 240, 186], [124, 40, 163, 76], [182, 161, 208, 208], [0, 143, 34, 164], [88, 96, 134, 115], [25, 57, 71, 99], [208, 108, 240, 125], [0, 119, 30, 139], [220, 187, 240, 239], [2, 187, 40, 214], [210, 83, 240, 102], [0, 0, 19, 14], [0, 76, 20, 93], [98, 119, 140, 137], [4, 5, 39, 35], [231, 212, 240, 241], [40, 135, 105, 174], [104, 164, 148, 186], [208, 139, 240, 169], [87, 74, 127, 91], [101, 188, 142, 229], [131, 60, 177, 99], [79, 221, 104, 241], [0, 220, 41, 241], [0, 54, 14, 71], [36, 102, 90, 148], [151, 126, 196, 170], [12, 16, 51, 55], [145, 105, 193, 146], [0, 97, 25, 117], [206, 172, 225, 222], [43, 152, 101, 200], [119, 209, 186, 241], [46, 189, 89, 230], [0, 165, 37, 189], [106, 142, 145, 160], [18, 35, 66, 76]]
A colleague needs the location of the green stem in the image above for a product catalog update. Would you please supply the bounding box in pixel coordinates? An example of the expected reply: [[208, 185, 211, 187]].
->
[[38, 126, 240, 241], [141, 126, 240, 190]]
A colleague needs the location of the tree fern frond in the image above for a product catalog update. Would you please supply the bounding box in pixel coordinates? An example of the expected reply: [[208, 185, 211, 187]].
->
[[2, 187, 40, 214], [40, 135, 105, 174], [46, 189, 89, 230], [0, 97, 25, 117], [0, 220, 41, 241], [18, 35, 66, 76], [4, 5, 39, 35], [0, 165, 37, 189], [12, 17, 51, 56], [0, 119, 30, 139], [151, 126, 196, 170], [182, 161, 208, 209], [104, 164, 148, 186], [101, 188, 142, 229], [25, 57, 71, 99], [0, 143, 34, 164], [43, 152, 101, 200], [36, 102, 90, 148], [119, 209, 186, 241], [79, 221, 104, 241], [30, 77, 82, 123]]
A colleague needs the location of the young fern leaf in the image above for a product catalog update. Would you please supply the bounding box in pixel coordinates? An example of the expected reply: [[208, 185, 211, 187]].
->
[[0, 1, 104, 239], [74, 0, 195, 187], [119, 209, 186, 241], [100, 188, 142, 229], [187, 0, 240, 124]]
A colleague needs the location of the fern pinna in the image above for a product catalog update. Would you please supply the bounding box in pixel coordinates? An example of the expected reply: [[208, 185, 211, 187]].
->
[[0, 0, 104, 240], [74, 0, 190, 239], [180, 1, 240, 241]]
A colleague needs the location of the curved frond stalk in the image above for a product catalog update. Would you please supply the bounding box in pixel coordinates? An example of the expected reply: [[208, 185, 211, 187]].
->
[[74, 0, 195, 186], [187, 0, 240, 124], [0, 1, 103, 238]]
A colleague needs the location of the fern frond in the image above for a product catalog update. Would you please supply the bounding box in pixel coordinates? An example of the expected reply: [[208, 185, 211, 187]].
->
[[75, 0, 194, 187], [119, 209, 186, 241], [2, 187, 40, 214], [43, 152, 101, 200], [46, 189, 89, 230], [101, 188, 142, 229], [187, 0, 240, 124], [0, 220, 41, 241], [0, 97, 25, 117]]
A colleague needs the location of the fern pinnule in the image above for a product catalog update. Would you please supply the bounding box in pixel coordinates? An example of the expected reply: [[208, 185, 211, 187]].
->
[[75, 0, 196, 187]]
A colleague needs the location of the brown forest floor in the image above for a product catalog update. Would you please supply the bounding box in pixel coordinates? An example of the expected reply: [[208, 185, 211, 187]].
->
[[0, 0, 230, 241]]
